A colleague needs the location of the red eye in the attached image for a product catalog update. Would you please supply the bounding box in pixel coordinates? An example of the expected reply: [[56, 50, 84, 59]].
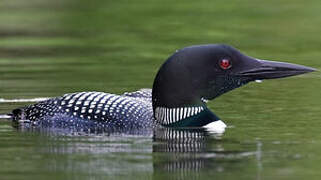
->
[[219, 59, 232, 70]]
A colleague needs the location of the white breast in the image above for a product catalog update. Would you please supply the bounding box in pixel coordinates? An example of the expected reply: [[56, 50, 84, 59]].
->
[[203, 120, 227, 134]]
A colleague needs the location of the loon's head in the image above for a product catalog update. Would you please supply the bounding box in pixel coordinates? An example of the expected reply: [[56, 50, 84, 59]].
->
[[152, 44, 315, 129]]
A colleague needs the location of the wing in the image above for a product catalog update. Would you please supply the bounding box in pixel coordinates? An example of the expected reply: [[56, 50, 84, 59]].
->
[[12, 91, 154, 131], [122, 88, 152, 98]]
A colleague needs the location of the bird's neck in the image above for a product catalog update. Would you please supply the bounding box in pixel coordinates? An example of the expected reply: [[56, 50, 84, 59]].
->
[[152, 73, 220, 127], [153, 105, 220, 127]]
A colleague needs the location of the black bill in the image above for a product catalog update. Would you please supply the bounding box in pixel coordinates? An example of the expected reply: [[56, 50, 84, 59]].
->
[[238, 58, 316, 80]]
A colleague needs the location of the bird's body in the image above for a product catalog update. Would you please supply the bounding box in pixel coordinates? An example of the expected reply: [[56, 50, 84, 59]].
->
[[10, 44, 315, 133], [12, 89, 222, 132], [13, 89, 154, 132]]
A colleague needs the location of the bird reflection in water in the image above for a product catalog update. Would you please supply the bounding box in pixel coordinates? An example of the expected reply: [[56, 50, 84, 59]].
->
[[152, 127, 263, 180], [12, 126, 262, 179], [152, 127, 221, 179]]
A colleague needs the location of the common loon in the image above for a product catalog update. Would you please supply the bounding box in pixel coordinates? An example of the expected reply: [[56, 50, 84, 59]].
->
[[9, 44, 315, 133]]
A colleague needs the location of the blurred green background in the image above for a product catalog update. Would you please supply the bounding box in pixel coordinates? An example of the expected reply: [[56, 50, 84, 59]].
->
[[0, 0, 320, 180], [1, 0, 319, 98]]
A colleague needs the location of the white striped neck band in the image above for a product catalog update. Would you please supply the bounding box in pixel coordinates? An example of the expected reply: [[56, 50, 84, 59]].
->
[[154, 106, 205, 125]]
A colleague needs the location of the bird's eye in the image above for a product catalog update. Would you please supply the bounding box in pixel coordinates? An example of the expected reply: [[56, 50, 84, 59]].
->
[[219, 59, 232, 70]]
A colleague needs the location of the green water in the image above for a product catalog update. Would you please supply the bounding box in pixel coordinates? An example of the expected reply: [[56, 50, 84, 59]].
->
[[0, 0, 320, 179]]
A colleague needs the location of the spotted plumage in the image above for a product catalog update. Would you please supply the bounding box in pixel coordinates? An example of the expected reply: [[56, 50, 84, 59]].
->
[[13, 89, 154, 131], [10, 44, 315, 133], [12, 89, 208, 131]]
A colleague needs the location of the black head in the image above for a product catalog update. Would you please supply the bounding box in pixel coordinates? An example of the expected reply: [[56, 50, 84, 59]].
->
[[152, 44, 315, 126]]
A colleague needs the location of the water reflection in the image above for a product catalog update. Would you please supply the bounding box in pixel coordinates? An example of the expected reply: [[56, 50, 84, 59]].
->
[[153, 128, 208, 153], [152, 128, 209, 179], [6, 124, 262, 179], [36, 134, 154, 179], [152, 127, 262, 179]]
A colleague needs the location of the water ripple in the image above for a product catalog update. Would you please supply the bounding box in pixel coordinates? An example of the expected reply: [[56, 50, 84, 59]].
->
[[0, 97, 49, 103]]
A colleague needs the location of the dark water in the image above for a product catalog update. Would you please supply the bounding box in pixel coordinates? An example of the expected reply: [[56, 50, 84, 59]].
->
[[0, 0, 321, 179]]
